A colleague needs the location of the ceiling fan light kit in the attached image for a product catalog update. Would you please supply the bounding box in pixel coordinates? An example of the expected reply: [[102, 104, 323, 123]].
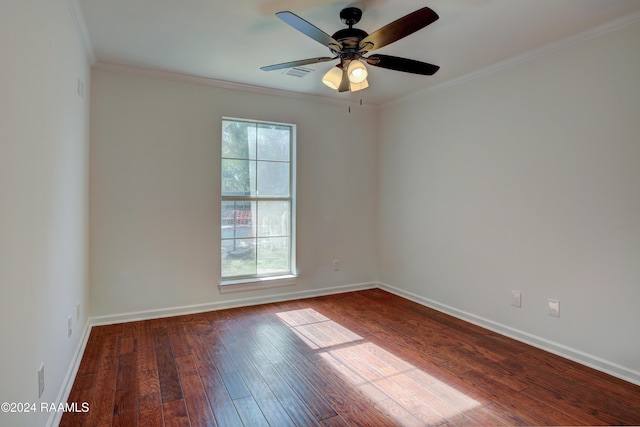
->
[[261, 6, 440, 93], [350, 79, 369, 92], [347, 59, 368, 84], [322, 66, 343, 90]]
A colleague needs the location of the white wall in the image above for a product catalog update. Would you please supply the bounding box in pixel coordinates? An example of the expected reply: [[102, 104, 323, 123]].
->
[[89, 69, 378, 318], [0, 1, 91, 426], [379, 21, 640, 381]]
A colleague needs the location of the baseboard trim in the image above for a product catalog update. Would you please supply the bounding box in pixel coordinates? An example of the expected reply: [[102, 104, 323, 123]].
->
[[377, 281, 640, 386], [90, 281, 377, 326], [49, 282, 375, 425], [51, 279, 638, 424], [46, 319, 92, 427]]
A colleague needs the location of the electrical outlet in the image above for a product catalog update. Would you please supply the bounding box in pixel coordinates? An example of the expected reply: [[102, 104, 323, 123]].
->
[[511, 291, 522, 307], [76, 302, 80, 322], [38, 364, 45, 398], [548, 299, 560, 317], [67, 315, 73, 337], [332, 259, 340, 271]]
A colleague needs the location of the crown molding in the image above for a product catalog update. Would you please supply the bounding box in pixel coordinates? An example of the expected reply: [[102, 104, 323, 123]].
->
[[93, 62, 379, 110], [386, 9, 640, 108], [65, 0, 96, 65]]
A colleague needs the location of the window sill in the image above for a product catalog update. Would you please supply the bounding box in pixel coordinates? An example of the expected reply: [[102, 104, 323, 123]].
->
[[219, 275, 297, 294]]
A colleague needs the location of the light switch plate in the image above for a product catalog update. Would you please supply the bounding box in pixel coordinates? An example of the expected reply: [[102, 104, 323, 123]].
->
[[511, 291, 522, 307]]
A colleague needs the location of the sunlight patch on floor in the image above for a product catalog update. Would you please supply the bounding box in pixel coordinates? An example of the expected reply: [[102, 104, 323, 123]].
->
[[276, 308, 480, 426]]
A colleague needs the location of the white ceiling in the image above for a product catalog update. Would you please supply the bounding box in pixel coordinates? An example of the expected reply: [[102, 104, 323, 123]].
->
[[78, 0, 640, 105]]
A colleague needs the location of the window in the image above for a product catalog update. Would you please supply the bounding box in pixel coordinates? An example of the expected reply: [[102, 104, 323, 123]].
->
[[220, 118, 296, 288]]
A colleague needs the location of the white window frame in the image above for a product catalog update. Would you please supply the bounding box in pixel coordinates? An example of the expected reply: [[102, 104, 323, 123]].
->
[[219, 117, 297, 293]]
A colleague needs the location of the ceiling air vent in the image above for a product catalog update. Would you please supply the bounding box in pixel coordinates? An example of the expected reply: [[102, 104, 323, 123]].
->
[[282, 67, 314, 78]]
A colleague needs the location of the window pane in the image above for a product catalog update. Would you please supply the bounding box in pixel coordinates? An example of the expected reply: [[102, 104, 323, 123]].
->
[[221, 118, 294, 282], [257, 237, 290, 275], [222, 121, 256, 159], [257, 124, 290, 161], [257, 161, 289, 196], [221, 159, 256, 196], [257, 201, 290, 237], [221, 238, 256, 277], [222, 201, 255, 239]]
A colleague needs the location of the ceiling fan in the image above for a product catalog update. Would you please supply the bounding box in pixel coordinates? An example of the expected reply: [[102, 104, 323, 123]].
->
[[260, 6, 440, 93]]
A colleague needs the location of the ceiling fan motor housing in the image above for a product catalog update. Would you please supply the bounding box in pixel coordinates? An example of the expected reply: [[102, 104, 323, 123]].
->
[[331, 28, 368, 54], [332, 8, 369, 57]]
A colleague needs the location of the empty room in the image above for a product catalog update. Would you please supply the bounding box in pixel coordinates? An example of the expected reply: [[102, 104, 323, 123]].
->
[[1, 0, 639, 426]]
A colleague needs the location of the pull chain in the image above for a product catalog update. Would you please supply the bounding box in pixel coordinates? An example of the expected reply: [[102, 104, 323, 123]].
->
[[348, 99, 364, 113]]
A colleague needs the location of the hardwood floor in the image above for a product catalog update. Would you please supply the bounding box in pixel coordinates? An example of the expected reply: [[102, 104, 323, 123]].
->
[[61, 289, 640, 426]]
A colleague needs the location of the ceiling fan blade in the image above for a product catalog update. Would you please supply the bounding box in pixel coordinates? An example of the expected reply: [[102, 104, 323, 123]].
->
[[358, 7, 438, 52], [365, 54, 440, 75], [260, 57, 336, 72], [338, 66, 350, 92], [276, 11, 342, 51]]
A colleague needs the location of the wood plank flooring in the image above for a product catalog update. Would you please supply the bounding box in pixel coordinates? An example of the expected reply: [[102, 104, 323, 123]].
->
[[60, 289, 640, 426]]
